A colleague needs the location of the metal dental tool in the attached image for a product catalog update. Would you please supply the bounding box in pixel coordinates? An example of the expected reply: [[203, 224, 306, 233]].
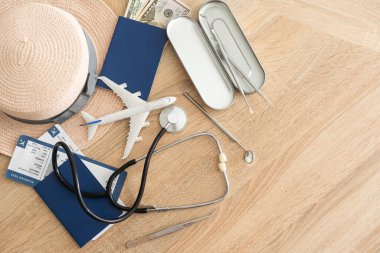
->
[[226, 55, 272, 107], [126, 212, 215, 249], [198, 11, 270, 108], [184, 92, 255, 164], [210, 27, 253, 114]]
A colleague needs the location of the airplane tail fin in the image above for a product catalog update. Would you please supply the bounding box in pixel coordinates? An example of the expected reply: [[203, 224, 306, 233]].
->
[[81, 111, 98, 141]]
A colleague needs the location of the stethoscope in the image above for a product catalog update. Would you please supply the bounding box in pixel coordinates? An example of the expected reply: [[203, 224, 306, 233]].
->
[[52, 106, 230, 224]]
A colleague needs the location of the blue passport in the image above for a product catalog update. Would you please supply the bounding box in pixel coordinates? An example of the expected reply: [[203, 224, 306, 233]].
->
[[34, 155, 127, 247], [98, 17, 168, 100]]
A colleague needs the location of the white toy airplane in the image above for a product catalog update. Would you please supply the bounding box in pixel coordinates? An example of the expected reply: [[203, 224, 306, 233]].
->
[[80, 76, 176, 159]]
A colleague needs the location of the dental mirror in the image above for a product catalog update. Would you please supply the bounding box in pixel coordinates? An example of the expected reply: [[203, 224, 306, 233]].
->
[[244, 150, 255, 164]]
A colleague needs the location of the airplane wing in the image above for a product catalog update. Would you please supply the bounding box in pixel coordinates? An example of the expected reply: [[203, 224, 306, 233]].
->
[[97, 76, 146, 108], [122, 111, 150, 159]]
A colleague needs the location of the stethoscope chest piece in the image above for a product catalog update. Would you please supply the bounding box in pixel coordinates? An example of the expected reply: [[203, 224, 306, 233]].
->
[[159, 106, 187, 133]]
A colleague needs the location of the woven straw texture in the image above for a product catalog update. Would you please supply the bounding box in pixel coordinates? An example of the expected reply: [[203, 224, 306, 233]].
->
[[0, 0, 123, 156], [0, 3, 89, 120]]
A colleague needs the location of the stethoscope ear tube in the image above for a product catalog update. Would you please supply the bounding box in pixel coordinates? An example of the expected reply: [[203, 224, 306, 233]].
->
[[52, 143, 107, 198], [52, 127, 167, 224]]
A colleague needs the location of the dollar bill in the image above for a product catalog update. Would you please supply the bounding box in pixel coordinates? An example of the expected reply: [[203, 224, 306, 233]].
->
[[124, 0, 150, 19], [137, 0, 190, 28]]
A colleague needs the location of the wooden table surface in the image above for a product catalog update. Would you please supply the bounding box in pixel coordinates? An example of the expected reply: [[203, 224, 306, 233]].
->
[[1, 0, 380, 252]]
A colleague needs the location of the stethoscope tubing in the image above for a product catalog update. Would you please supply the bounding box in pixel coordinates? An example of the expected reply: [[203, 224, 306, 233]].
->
[[52, 127, 167, 224], [52, 129, 230, 224]]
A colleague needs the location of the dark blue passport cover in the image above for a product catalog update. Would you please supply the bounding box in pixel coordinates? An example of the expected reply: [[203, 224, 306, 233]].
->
[[34, 155, 127, 247], [98, 17, 168, 101]]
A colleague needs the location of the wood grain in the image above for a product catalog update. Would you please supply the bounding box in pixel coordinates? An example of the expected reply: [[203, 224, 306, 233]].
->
[[1, 0, 379, 252]]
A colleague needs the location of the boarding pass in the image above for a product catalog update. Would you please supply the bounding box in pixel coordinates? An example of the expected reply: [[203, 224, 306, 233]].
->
[[39, 125, 84, 156], [6, 133, 121, 191]]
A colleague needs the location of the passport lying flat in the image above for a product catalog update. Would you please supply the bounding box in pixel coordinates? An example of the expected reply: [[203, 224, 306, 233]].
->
[[98, 17, 168, 100], [34, 155, 127, 247]]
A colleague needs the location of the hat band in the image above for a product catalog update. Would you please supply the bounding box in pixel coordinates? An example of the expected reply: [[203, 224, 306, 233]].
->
[[6, 29, 97, 125], [6, 73, 97, 124]]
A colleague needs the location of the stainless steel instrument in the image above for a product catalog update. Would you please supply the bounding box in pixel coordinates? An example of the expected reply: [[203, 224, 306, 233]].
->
[[126, 212, 214, 248], [184, 92, 255, 164]]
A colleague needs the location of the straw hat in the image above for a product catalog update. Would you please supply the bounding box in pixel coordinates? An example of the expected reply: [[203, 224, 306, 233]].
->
[[0, 0, 123, 156]]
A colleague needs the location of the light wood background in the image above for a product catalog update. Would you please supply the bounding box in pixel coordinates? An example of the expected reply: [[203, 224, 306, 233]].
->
[[1, 0, 380, 252]]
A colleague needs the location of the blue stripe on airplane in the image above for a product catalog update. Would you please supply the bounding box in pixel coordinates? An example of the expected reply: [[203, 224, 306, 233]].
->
[[80, 120, 102, 126]]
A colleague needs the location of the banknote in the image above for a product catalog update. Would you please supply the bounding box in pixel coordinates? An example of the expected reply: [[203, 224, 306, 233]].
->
[[125, 0, 150, 19], [137, 0, 190, 28]]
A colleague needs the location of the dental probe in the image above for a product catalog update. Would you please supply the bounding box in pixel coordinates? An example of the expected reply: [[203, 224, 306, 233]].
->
[[226, 55, 272, 107], [184, 92, 255, 164], [210, 27, 253, 114]]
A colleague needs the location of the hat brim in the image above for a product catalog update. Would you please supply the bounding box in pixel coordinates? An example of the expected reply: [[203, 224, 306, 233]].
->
[[0, 0, 123, 156]]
